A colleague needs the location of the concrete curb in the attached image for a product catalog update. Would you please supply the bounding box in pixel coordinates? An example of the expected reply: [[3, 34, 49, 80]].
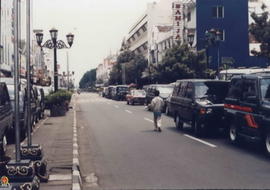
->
[[72, 100, 82, 190]]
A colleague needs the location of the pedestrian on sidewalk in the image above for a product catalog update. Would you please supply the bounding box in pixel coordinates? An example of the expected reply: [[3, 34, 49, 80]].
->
[[149, 90, 164, 132]]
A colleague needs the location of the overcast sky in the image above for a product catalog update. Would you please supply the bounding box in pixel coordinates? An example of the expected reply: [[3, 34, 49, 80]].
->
[[33, 0, 156, 86]]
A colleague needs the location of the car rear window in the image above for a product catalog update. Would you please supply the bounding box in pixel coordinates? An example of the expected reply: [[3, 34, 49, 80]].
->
[[260, 79, 270, 102], [195, 81, 229, 103]]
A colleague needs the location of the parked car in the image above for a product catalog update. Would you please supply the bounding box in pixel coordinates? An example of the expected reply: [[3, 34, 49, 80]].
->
[[24, 86, 38, 128], [33, 86, 41, 122], [219, 67, 270, 81], [0, 77, 28, 142], [224, 74, 270, 156], [112, 85, 129, 101], [170, 79, 229, 136], [6, 84, 28, 142], [104, 86, 114, 99], [164, 94, 173, 116], [39, 88, 45, 119], [145, 84, 174, 106], [0, 82, 13, 154], [126, 89, 146, 105]]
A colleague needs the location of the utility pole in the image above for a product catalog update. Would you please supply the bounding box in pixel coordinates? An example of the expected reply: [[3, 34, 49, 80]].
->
[[66, 52, 69, 90]]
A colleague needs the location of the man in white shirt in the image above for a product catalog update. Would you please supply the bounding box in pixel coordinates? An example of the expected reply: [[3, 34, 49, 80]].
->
[[149, 90, 164, 132]]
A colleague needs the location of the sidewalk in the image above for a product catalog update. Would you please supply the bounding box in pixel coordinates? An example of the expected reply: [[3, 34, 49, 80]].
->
[[6, 106, 74, 190]]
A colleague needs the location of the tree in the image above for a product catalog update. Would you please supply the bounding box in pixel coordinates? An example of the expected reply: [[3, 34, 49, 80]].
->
[[148, 44, 209, 84], [109, 50, 148, 85], [250, 4, 270, 62], [79, 69, 96, 89]]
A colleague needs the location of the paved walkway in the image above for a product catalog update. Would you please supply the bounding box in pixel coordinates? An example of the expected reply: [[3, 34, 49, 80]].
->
[[6, 105, 74, 190]]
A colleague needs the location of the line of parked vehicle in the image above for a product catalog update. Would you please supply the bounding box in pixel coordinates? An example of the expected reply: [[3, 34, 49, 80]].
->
[[0, 77, 48, 156], [101, 73, 270, 157]]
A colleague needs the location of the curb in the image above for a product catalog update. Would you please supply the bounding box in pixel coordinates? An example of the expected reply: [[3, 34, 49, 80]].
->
[[72, 100, 82, 190]]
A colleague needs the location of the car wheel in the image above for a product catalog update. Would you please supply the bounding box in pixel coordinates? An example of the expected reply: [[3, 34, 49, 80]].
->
[[131, 100, 135, 105], [175, 115, 183, 130], [264, 131, 270, 156], [229, 123, 238, 144]]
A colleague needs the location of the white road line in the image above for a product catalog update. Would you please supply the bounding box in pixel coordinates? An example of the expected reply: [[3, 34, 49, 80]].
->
[[107, 102, 111, 105], [125, 110, 132, 114], [49, 174, 72, 181], [114, 105, 119, 108], [144, 117, 154, 123], [184, 134, 217, 148]]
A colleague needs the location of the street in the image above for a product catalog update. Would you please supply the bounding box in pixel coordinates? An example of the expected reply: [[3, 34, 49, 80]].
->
[[76, 93, 270, 189]]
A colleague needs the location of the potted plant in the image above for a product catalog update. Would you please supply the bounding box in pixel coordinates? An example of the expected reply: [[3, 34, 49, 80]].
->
[[45, 90, 72, 117]]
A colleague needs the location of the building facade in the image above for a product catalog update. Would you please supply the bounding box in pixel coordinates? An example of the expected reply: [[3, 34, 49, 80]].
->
[[0, 0, 14, 76], [122, 0, 269, 71], [96, 54, 117, 85]]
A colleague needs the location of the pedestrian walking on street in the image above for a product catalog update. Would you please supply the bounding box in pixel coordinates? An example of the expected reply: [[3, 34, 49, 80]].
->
[[149, 90, 164, 132]]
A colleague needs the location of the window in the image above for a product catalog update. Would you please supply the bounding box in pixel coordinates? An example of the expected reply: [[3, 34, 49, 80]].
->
[[142, 25, 147, 32], [137, 30, 141, 37], [177, 82, 187, 97], [187, 12, 191, 22], [186, 82, 193, 99], [260, 79, 270, 102], [212, 6, 224, 18], [227, 79, 243, 100], [242, 79, 258, 102], [218, 30, 225, 41]]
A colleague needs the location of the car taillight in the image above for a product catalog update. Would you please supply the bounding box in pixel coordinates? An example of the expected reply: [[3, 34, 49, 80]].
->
[[200, 108, 206, 115]]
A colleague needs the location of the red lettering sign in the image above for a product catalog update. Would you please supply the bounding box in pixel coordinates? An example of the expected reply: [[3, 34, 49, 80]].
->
[[175, 16, 181, 20], [175, 10, 181, 15]]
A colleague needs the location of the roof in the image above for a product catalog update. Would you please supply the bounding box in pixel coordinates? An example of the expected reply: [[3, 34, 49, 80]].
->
[[232, 73, 270, 79]]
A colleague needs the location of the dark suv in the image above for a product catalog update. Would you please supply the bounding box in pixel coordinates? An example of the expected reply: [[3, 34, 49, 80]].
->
[[112, 85, 129, 101], [0, 82, 13, 155], [225, 74, 270, 156], [145, 84, 174, 106], [170, 79, 229, 136]]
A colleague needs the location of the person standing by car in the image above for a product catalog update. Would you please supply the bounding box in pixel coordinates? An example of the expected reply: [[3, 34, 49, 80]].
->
[[149, 90, 164, 132]]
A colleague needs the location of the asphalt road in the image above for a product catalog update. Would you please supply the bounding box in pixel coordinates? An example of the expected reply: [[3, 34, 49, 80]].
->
[[76, 93, 270, 189]]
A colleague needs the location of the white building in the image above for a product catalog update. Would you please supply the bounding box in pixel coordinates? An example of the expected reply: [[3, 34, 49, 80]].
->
[[96, 55, 117, 85], [0, 0, 14, 76], [123, 0, 194, 64]]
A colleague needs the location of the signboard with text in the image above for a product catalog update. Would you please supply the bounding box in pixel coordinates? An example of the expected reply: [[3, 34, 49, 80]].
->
[[172, 1, 184, 43]]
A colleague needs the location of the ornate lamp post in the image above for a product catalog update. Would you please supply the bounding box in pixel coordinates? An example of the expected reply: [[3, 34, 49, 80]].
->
[[209, 28, 222, 74], [36, 29, 74, 92]]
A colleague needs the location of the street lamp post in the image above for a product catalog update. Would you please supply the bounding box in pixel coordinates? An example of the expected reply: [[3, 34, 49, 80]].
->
[[6, 0, 39, 188], [36, 29, 74, 92], [208, 28, 222, 75]]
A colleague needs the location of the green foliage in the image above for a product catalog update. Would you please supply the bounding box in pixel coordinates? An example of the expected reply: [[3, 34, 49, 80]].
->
[[45, 90, 72, 108], [148, 44, 209, 84], [109, 51, 148, 85], [250, 4, 270, 61], [79, 69, 97, 89]]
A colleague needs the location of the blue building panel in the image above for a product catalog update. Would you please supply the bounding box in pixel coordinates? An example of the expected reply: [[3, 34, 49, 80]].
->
[[196, 0, 267, 69]]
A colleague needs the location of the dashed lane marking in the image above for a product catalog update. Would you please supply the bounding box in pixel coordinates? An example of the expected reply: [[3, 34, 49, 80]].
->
[[144, 117, 154, 123], [114, 105, 119, 109], [184, 134, 217, 148], [49, 174, 72, 181], [125, 110, 132, 114]]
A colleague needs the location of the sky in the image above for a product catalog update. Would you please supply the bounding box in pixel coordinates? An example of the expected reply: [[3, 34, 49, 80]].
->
[[33, 0, 157, 86]]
